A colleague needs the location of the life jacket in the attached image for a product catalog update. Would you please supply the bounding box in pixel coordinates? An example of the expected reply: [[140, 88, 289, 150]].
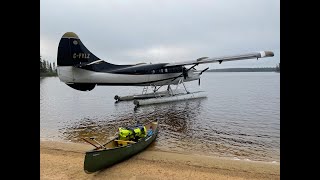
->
[[118, 125, 147, 141]]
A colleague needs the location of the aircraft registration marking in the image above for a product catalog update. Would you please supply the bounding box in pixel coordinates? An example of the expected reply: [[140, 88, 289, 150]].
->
[[73, 53, 90, 59]]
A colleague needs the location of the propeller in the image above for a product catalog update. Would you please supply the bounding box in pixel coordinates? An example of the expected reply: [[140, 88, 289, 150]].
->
[[198, 67, 209, 86], [199, 67, 209, 75]]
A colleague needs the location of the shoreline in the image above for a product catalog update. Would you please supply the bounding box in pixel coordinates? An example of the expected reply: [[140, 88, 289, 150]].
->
[[40, 140, 280, 180], [40, 137, 279, 164]]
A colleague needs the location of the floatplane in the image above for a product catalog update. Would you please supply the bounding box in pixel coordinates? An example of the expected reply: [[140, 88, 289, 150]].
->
[[57, 32, 274, 107]]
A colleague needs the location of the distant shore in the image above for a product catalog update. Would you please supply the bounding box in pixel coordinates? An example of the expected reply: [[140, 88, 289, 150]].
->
[[40, 140, 280, 180], [40, 73, 57, 77]]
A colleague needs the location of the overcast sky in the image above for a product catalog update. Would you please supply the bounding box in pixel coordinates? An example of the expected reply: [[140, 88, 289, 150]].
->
[[40, 0, 279, 69]]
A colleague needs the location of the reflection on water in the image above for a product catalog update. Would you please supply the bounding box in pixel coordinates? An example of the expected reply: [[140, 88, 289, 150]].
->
[[41, 73, 280, 162]]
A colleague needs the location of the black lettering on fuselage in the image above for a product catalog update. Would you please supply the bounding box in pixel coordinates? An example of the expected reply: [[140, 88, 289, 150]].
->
[[73, 53, 91, 59]]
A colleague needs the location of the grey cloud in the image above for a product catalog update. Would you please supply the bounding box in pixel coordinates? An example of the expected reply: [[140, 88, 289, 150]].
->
[[41, 0, 279, 68]]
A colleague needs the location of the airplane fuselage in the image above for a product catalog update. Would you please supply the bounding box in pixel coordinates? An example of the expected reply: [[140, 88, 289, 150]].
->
[[58, 63, 200, 87]]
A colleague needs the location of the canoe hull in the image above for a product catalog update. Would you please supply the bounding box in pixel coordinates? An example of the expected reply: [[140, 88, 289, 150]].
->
[[84, 128, 158, 173]]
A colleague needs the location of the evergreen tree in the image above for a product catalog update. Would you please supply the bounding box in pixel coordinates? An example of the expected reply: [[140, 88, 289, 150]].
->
[[53, 62, 56, 72], [40, 56, 42, 71], [40, 56, 46, 73], [275, 63, 280, 72], [45, 60, 49, 72], [49, 62, 53, 73]]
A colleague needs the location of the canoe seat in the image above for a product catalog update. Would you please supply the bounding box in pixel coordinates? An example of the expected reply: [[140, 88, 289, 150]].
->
[[115, 140, 136, 146]]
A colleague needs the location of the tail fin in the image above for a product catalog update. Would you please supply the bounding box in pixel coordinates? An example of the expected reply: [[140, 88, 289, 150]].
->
[[57, 32, 100, 66]]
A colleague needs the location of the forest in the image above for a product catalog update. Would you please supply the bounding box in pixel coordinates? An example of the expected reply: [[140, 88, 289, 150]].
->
[[40, 55, 57, 77]]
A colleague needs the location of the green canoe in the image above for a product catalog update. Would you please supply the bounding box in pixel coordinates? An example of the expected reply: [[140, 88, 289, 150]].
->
[[83, 120, 159, 173]]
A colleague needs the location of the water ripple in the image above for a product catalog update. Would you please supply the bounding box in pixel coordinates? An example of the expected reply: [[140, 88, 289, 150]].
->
[[41, 73, 280, 162]]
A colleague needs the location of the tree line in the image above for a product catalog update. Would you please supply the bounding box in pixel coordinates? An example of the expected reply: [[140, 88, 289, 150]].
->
[[40, 55, 57, 76], [275, 63, 280, 72]]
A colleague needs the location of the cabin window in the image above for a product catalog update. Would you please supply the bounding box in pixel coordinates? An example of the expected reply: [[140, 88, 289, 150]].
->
[[165, 68, 168, 73], [152, 70, 155, 74], [160, 69, 164, 73]]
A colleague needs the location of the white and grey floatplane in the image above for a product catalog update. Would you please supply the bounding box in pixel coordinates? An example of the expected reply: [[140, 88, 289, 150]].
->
[[57, 32, 274, 107]]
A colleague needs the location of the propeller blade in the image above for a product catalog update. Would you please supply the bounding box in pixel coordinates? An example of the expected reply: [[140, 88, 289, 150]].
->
[[200, 67, 209, 75], [183, 67, 188, 79]]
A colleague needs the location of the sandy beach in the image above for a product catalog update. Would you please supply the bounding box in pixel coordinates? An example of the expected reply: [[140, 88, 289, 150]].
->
[[40, 140, 279, 180]]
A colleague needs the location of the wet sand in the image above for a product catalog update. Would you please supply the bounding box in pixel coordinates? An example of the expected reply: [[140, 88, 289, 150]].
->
[[40, 140, 279, 180]]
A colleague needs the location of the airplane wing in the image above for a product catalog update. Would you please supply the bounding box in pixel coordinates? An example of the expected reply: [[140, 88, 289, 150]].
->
[[164, 51, 274, 67]]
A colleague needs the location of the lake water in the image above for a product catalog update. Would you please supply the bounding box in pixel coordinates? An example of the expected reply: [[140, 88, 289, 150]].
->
[[40, 72, 280, 162]]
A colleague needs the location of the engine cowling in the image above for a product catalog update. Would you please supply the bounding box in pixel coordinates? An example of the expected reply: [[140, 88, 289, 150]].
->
[[66, 83, 96, 91]]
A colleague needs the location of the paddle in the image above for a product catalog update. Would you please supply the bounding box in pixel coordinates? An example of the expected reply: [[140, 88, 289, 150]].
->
[[81, 137, 106, 149], [89, 137, 107, 149], [81, 138, 99, 148]]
